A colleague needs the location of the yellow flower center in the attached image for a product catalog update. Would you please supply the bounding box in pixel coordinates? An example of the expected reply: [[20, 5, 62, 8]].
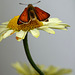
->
[[7, 16, 43, 31]]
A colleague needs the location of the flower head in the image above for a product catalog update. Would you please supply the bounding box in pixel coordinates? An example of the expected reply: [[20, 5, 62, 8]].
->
[[0, 16, 70, 41], [12, 62, 72, 75]]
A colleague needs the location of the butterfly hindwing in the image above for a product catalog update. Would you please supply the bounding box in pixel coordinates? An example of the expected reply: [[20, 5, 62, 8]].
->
[[34, 7, 50, 21], [17, 8, 29, 25], [17, 20, 23, 25]]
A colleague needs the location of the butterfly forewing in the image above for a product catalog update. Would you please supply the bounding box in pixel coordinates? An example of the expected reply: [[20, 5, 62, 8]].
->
[[34, 7, 50, 21], [17, 8, 29, 25]]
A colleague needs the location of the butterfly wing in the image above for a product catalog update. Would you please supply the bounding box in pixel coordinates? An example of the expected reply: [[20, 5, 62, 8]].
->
[[34, 7, 50, 21], [17, 8, 30, 25], [17, 20, 23, 25]]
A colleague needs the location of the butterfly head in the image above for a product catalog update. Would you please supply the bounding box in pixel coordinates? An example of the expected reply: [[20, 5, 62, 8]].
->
[[28, 4, 34, 11], [28, 4, 33, 7]]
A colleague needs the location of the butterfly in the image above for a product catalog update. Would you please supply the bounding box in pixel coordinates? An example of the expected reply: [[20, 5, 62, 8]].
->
[[17, 1, 50, 25]]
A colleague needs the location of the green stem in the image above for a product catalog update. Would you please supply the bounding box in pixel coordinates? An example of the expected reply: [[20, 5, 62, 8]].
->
[[23, 33, 44, 75]]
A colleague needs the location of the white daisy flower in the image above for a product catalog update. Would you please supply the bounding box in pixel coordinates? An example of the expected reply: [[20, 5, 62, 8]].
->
[[12, 62, 72, 75], [0, 16, 70, 42]]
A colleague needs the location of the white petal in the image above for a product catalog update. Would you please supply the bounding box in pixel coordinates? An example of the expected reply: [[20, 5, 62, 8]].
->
[[38, 26, 48, 30], [0, 29, 10, 42], [16, 38, 22, 41], [1, 21, 9, 25], [48, 25, 65, 29], [42, 28, 55, 34], [30, 29, 40, 38], [58, 23, 70, 27], [43, 18, 62, 25], [12, 62, 26, 74], [2, 30, 14, 39], [0, 28, 9, 33], [60, 29, 68, 30], [0, 29, 9, 42], [47, 23, 70, 30], [49, 18, 62, 23], [16, 30, 27, 40], [0, 25, 7, 28], [0, 35, 3, 42], [46, 23, 58, 26], [42, 21, 50, 25]]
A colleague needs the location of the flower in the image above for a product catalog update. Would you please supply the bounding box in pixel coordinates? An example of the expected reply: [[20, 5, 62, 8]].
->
[[0, 16, 70, 41], [12, 62, 72, 75]]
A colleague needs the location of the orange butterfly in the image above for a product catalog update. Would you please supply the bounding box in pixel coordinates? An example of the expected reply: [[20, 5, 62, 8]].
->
[[17, 1, 50, 25]]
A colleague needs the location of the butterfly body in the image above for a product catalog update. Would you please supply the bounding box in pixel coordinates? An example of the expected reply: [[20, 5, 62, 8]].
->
[[28, 4, 36, 20], [17, 4, 50, 25]]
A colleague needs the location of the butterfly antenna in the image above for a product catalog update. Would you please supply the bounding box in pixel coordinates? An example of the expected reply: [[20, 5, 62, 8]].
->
[[19, 1, 41, 5], [19, 3, 28, 5], [33, 1, 41, 5]]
